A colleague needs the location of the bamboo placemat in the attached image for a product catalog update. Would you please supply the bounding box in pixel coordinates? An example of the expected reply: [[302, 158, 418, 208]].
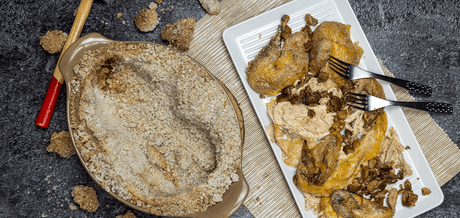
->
[[379, 60, 460, 187], [185, 0, 460, 217]]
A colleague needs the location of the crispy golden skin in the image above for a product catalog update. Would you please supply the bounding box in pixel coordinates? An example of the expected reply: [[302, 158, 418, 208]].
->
[[293, 21, 387, 198], [290, 21, 388, 204], [294, 112, 388, 197], [326, 190, 394, 218], [295, 131, 343, 187], [247, 16, 310, 96], [309, 21, 364, 88]]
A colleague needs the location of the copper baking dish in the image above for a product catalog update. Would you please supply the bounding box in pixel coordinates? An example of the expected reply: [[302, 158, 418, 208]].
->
[[59, 33, 249, 218]]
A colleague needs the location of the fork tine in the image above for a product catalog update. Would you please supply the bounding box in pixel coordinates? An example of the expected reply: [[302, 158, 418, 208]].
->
[[329, 56, 350, 66], [347, 103, 367, 111], [328, 66, 348, 79], [345, 98, 367, 107], [345, 92, 367, 98], [345, 96, 366, 104], [345, 92, 369, 111], [328, 59, 347, 71]]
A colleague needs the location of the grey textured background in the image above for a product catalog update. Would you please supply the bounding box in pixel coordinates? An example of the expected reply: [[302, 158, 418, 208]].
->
[[0, 0, 458, 217]]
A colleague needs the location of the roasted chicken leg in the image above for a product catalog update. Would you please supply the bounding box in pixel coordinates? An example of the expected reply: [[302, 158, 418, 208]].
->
[[247, 15, 310, 96], [309, 21, 364, 88]]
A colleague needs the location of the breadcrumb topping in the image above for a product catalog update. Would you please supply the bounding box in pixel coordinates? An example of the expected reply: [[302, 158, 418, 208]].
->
[[161, 17, 196, 51], [134, 3, 159, 32], [69, 42, 241, 216], [39, 30, 68, 54]]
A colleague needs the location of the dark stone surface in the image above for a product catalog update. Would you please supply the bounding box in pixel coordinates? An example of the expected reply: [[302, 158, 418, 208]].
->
[[0, 0, 458, 217]]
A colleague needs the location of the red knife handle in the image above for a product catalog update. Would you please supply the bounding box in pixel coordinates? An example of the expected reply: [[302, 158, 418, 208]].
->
[[35, 76, 63, 128]]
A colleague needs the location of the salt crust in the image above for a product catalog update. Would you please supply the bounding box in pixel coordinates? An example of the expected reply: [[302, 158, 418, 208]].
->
[[69, 42, 241, 216]]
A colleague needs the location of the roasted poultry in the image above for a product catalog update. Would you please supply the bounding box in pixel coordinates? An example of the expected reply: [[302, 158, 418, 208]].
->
[[246, 15, 310, 96], [293, 66, 387, 197], [309, 21, 364, 88], [294, 111, 388, 197], [294, 131, 343, 187], [325, 190, 394, 218], [272, 124, 304, 166], [245, 14, 417, 218]]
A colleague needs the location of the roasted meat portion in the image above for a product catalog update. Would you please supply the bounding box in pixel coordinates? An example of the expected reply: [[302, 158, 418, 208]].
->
[[387, 187, 398, 213], [295, 131, 342, 187], [272, 124, 304, 167], [247, 15, 310, 96], [330, 190, 393, 218], [309, 21, 364, 88], [294, 111, 388, 197], [354, 78, 385, 99]]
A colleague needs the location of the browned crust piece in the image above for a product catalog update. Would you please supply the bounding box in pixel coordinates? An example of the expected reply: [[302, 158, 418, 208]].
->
[[46, 131, 75, 158], [39, 30, 68, 54], [161, 17, 196, 51], [199, 0, 220, 15], [116, 210, 137, 218], [72, 185, 100, 212], [134, 3, 159, 32]]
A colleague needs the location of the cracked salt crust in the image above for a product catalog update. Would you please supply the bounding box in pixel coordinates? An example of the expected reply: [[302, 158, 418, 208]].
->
[[69, 42, 241, 216]]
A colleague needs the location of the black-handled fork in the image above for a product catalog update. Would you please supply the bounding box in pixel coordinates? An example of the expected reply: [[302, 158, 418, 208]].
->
[[345, 93, 453, 113], [328, 56, 433, 96]]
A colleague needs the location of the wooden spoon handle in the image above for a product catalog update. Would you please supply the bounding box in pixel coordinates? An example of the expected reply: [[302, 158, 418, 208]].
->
[[35, 0, 94, 128]]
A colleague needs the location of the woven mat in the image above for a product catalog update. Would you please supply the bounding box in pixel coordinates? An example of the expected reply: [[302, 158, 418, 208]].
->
[[185, 0, 460, 217]]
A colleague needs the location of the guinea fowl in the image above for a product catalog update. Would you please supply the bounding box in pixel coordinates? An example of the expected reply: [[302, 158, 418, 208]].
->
[[246, 15, 311, 96]]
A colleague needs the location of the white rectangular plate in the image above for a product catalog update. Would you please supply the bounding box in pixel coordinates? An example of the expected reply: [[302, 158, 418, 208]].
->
[[223, 0, 443, 217]]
